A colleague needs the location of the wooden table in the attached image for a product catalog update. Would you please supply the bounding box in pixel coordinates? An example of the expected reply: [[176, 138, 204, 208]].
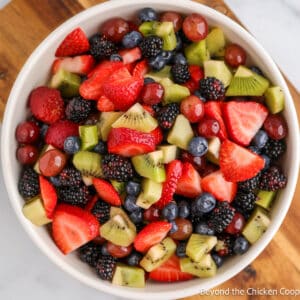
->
[[0, 1, 299, 299]]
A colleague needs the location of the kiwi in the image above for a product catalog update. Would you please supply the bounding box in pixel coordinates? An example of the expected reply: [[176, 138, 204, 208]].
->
[[184, 39, 210, 66], [138, 21, 157, 36], [180, 254, 217, 278], [204, 60, 232, 87], [160, 78, 190, 105], [264, 86, 285, 114], [206, 137, 221, 165], [167, 114, 194, 150], [155, 22, 177, 51], [226, 66, 270, 96], [22, 196, 52, 226], [82, 175, 93, 186], [79, 125, 99, 151], [140, 237, 176, 272], [99, 112, 123, 141], [206, 28, 226, 57], [242, 207, 271, 244], [146, 66, 172, 82], [34, 144, 55, 174], [112, 264, 145, 288], [157, 145, 179, 164], [110, 207, 136, 233], [72, 151, 102, 177], [186, 234, 217, 262], [136, 179, 163, 209], [131, 150, 166, 183], [49, 69, 81, 98], [112, 103, 158, 133], [110, 180, 125, 195], [255, 190, 277, 210]]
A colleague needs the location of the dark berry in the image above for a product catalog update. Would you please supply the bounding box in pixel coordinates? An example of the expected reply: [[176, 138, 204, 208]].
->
[[79, 242, 102, 267], [250, 66, 264, 76], [261, 154, 271, 170], [175, 33, 183, 51], [58, 185, 89, 207], [110, 53, 123, 62], [64, 136, 81, 154], [233, 192, 256, 213], [124, 195, 139, 213], [177, 199, 190, 218], [157, 103, 180, 129], [90, 34, 117, 60], [139, 36, 163, 58], [65, 96, 92, 123], [49, 176, 62, 187], [248, 145, 261, 154], [199, 77, 225, 100], [252, 130, 268, 149], [58, 166, 82, 187], [171, 63, 190, 84], [18, 168, 40, 199], [238, 173, 261, 192], [122, 31, 142, 48], [194, 222, 215, 235], [101, 244, 110, 256], [173, 53, 187, 65], [215, 234, 234, 256], [176, 242, 187, 257], [40, 124, 49, 138], [169, 220, 179, 234], [95, 255, 117, 281], [126, 181, 141, 197], [212, 253, 223, 268], [129, 209, 143, 224], [144, 77, 155, 84], [233, 236, 249, 254], [194, 90, 207, 102], [149, 53, 167, 71], [263, 139, 286, 160], [188, 137, 208, 157], [162, 202, 178, 221], [259, 166, 287, 191], [91, 200, 110, 224], [193, 193, 216, 214], [126, 251, 143, 266], [138, 7, 158, 22]]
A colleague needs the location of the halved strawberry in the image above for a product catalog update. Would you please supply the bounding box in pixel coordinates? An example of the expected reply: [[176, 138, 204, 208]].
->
[[134, 221, 172, 253], [151, 126, 163, 145], [55, 28, 90, 57], [201, 169, 237, 202], [132, 59, 148, 77], [97, 95, 115, 112], [93, 178, 121, 206], [155, 160, 183, 209], [189, 65, 204, 82], [119, 47, 142, 64], [85, 195, 98, 212], [219, 140, 265, 182], [183, 79, 199, 93], [39, 175, 57, 219], [222, 101, 269, 146], [176, 162, 202, 198], [149, 255, 194, 282], [52, 204, 99, 254]]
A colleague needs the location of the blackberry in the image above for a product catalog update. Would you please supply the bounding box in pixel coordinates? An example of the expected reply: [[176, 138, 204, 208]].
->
[[58, 166, 82, 186], [18, 168, 40, 199], [65, 96, 92, 123], [59, 185, 89, 207], [215, 234, 234, 256], [263, 139, 286, 160], [171, 63, 190, 84], [233, 192, 256, 214], [189, 212, 205, 226], [90, 34, 117, 60], [79, 243, 102, 267], [139, 36, 163, 58], [157, 103, 180, 129], [199, 77, 225, 100], [95, 255, 117, 281], [259, 166, 287, 191], [208, 202, 235, 233], [91, 199, 111, 224], [238, 173, 261, 192], [102, 154, 134, 181]]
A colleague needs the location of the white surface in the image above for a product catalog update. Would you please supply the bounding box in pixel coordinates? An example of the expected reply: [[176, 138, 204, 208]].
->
[[0, 1, 299, 300]]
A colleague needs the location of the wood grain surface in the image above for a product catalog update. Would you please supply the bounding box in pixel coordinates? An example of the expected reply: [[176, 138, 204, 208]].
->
[[0, 1, 299, 299]]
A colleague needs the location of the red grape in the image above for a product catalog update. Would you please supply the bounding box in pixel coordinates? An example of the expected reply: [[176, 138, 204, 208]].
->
[[107, 242, 132, 258], [198, 118, 220, 138], [100, 17, 129, 43], [16, 145, 39, 165], [160, 12, 183, 32], [263, 114, 288, 140], [199, 163, 219, 177], [225, 44, 247, 68], [225, 212, 245, 235], [38, 149, 67, 177], [181, 151, 206, 172], [169, 218, 193, 240], [180, 95, 204, 123], [16, 121, 40, 144], [183, 13, 208, 42], [143, 206, 161, 222], [141, 82, 164, 105]]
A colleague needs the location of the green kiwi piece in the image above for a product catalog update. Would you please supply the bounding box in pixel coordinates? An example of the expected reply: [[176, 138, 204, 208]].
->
[[140, 237, 176, 272], [34, 144, 55, 174], [131, 150, 166, 183], [186, 234, 217, 262], [49, 69, 81, 98], [206, 137, 221, 165], [112, 103, 158, 133], [110, 207, 136, 233], [242, 207, 271, 244], [146, 66, 172, 82], [99, 112, 123, 141], [79, 125, 99, 151], [226, 66, 270, 96], [72, 151, 102, 177], [155, 22, 177, 51], [184, 39, 210, 66], [136, 179, 163, 209], [157, 145, 179, 164], [264, 86, 285, 114], [82, 175, 93, 186], [138, 21, 158, 36], [255, 190, 277, 210], [180, 254, 217, 278], [110, 180, 125, 195], [112, 264, 145, 288], [206, 28, 226, 57], [161, 78, 190, 104], [204, 60, 232, 87]]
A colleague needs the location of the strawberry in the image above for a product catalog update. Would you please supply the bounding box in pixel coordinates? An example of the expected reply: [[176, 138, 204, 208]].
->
[[124, 62, 136, 74], [151, 126, 163, 145], [149, 255, 194, 282], [219, 140, 265, 182], [119, 47, 142, 64], [134, 221, 172, 253], [29, 86, 64, 124], [176, 162, 202, 198], [85, 195, 98, 212], [45, 120, 79, 149], [52, 204, 99, 254], [183, 65, 204, 93], [201, 169, 237, 202], [142, 104, 155, 116], [55, 28, 90, 57], [39, 175, 57, 219], [183, 79, 199, 93], [222, 101, 269, 146], [97, 95, 115, 112], [107, 128, 156, 157], [93, 178, 122, 206], [132, 59, 148, 77], [155, 160, 183, 209], [52, 55, 95, 75]]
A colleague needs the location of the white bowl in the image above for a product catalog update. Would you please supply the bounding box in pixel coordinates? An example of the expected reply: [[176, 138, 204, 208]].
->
[[1, 0, 299, 299]]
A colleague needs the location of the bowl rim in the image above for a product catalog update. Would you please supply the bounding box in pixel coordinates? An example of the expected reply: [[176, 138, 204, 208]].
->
[[1, 0, 300, 299]]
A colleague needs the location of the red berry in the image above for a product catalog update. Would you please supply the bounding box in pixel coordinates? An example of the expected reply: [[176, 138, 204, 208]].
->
[[16, 145, 39, 165], [160, 12, 183, 32], [38, 149, 67, 177], [16, 121, 40, 144], [181, 151, 206, 172], [225, 44, 247, 68], [101, 17, 129, 43], [107, 242, 133, 258], [225, 212, 245, 235], [197, 118, 220, 138], [143, 207, 161, 222], [263, 114, 288, 140], [140, 83, 164, 105], [183, 13, 208, 42], [180, 95, 204, 123]]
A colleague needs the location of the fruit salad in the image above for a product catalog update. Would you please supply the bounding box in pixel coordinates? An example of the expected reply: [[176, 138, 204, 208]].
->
[[16, 7, 288, 287]]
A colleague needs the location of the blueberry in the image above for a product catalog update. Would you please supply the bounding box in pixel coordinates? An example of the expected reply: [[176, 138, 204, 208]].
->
[[194, 222, 215, 236], [173, 53, 187, 65], [124, 195, 140, 212], [175, 33, 183, 51], [176, 242, 187, 257], [144, 77, 155, 84], [252, 130, 268, 149], [194, 193, 216, 214], [126, 251, 143, 266], [177, 199, 190, 218], [194, 90, 207, 102], [212, 253, 223, 268], [126, 181, 141, 196], [110, 54, 123, 62], [160, 51, 174, 64], [233, 237, 249, 254], [149, 54, 167, 71], [169, 220, 178, 234], [138, 7, 158, 22], [162, 202, 178, 221], [64, 136, 81, 154], [101, 244, 110, 256], [40, 124, 49, 138], [93, 141, 107, 154], [122, 31, 143, 48], [129, 209, 143, 224], [250, 66, 264, 76], [49, 176, 61, 187], [261, 154, 271, 170], [188, 137, 208, 157], [248, 145, 261, 154]]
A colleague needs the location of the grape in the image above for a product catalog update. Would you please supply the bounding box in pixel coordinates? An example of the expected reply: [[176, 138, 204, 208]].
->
[[182, 13, 208, 42], [225, 44, 247, 68], [101, 17, 129, 43], [16, 145, 39, 165], [38, 149, 67, 177], [160, 11, 183, 32], [16, 121, 40, 144]]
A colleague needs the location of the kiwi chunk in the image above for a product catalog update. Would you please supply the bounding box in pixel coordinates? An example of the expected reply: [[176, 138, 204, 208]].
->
[[206, 28, 226, 57], [206, 137, 221, 165], [34, 144, 55, 174], [138, 21, 157, 36], [180, 254, 217, 278], [167, 114, 194, 150], [79, 125, 99, 151], [155, 22, 177, 51], [136, 179, 163, 209], [82, 175, 93, 186], [110, 180, 125, 195], [132, 150, 166, 183], [99, 112, 123, 141], [204, 60, 232, 87], [140, 237, 176, 272], [146, 66, 172, 82], [112, 264, 145, 288], [112, 103, 158, 133], [242, 207, 271, 244], [160, 78, 190, 104], [226, 66, 270, 96], [110, 207, 136, 233], [157, 145, 179, 164], [264, 86, 285, 114], [50, 69, 81, 98], [255, 190, 277, 210], [184, 39, 210, 66], [72, 151, 102, 177], [22, 196, 52, 226], [186, 234, 217, 262]]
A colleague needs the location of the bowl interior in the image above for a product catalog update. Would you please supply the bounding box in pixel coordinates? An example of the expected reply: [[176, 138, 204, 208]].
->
[[1, 0, 299, 299]]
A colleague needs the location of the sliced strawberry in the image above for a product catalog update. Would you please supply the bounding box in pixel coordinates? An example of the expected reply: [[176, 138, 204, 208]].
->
[[107, 128, 156, 157], [124, 62, 136, 74], [132, 59, 148, 77], [176, 162, 202, 198], [155, 160, 183, 209], [142, 104, 155, 116], [183, 79, 199, 93], [189, 65, 204, 82], [93, 178, 122, 206], [85, 195, 98, 212], [119, 47, 142, 64], [55, 28, 90, 57], [151, 126, 163, 145], [39, 175, 57, 219], [201, 169, 237, 202], [222, 101, 269, 146], [97, 95, 115, 112], [134, 221, 172, 253], [219, 140, 265, 182], [149, 255, 194, 282], [52, 204, 99, 255]]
